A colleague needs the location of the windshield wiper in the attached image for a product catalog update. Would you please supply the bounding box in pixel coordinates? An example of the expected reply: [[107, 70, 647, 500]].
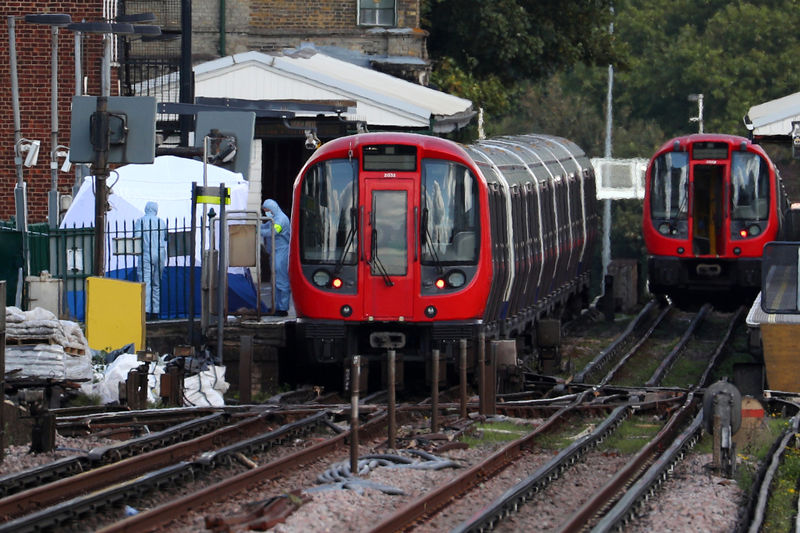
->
[[421, 208, 444, 274], [370, 227, 394, 287], [334, 208, 357, 275]]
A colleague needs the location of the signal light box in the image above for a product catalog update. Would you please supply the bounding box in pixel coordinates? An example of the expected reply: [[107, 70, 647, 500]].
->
[[69, 96, 157, 165]]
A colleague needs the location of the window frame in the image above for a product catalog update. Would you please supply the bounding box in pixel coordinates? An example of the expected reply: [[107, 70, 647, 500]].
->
[[357, 0, 396, 27]]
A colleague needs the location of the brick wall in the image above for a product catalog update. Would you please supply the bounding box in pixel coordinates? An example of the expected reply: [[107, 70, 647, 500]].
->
[[248, 0, 419, 33], [194, 0, 426, 63], [0, 2, 107, 223]]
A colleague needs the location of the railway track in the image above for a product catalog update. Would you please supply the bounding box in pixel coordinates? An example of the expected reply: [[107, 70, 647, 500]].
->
[[1, 301, 796, 532], [357, 302, 745, 532]]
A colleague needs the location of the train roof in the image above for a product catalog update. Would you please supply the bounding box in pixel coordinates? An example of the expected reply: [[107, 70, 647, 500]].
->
[[311, 132, 471, 160], [464, 134, 590, 186], [652, 133, 769, 158], [304, 132, 593, 188]]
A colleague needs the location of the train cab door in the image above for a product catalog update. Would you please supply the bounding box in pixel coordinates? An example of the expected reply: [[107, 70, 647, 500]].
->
[[691, 163, 727, 256], [362, 179, 416, 320]]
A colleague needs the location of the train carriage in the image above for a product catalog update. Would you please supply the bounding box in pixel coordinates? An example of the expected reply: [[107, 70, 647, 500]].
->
[[643, 134, 789, 301], [289, 132, 597, 383]]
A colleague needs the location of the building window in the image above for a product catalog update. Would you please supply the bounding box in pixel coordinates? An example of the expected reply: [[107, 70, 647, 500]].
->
[[359, 0, 396, 27]]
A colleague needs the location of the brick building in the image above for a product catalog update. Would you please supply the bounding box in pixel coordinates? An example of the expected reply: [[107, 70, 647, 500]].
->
[[188, 0, 427, 83], [0, 0, 430, 223], [0, 3, 108, 224]]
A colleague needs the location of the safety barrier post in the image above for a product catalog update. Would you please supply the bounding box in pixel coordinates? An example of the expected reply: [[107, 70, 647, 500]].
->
[[478, 331, 487, 415], [350, 355, 360, 475], [431, 348, 439, 433], [460, 338, 467, 419], [239, 335, 253, 404], [388, 349, 396, 449]]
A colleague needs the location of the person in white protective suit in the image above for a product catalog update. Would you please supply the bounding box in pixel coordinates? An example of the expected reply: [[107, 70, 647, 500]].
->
[[261, 199, 292, 316], [134, 201, 168, 319]]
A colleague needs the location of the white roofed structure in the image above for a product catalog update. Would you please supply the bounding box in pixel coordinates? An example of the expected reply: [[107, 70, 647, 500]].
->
[[152, 46, 475, 133], [745, 92, 800, 139]]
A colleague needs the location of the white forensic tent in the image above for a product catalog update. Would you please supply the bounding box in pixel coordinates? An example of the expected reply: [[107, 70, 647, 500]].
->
[[62, 155, 249, 233], [59, 156, 260, 319]]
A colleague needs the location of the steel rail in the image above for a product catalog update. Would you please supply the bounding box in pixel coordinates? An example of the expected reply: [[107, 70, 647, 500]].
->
[[744, 413, 800, 533], [574, 300, 662, 384], [451, 404, 633, 533], [556, 392, 700, 533], [697, 306, 745, 388], [598, 303, 673, 386], [590, 409, 704, 532], [0, 411, 324, 521], [96, 412, 390, 533], [368, 392, 596, 533], [645, 303, 711, 386]]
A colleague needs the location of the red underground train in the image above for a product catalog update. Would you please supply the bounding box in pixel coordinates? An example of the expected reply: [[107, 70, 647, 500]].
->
[[289, 132, 598, 383], [643, 133, 790, 301]]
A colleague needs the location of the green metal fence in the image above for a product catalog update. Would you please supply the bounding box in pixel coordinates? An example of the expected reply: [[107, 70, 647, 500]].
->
[[0, 219, 263, 321]]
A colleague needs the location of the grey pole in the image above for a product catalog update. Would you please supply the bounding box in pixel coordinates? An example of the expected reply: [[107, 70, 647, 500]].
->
[[460, 338, 468, 419], [388, 349, 396, 449], [48, 26, 59, 229], [217, 184, 226, 364], [72, 30, 84, 198], [431, 348, 439, 433], [602, 12, 614, 283], [8, 17, 29, 278], [478, 331, 486, 415], [350, 355, 360, 475]]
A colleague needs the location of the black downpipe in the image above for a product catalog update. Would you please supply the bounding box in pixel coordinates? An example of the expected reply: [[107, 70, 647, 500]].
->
[[179, 0, 193, 146]]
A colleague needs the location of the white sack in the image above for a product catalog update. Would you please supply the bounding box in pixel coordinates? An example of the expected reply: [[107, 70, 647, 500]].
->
[[183, 365, 229, 407], [94, 353, 164, 405]]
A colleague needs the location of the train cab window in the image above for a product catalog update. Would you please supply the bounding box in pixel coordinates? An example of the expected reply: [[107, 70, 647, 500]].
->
[[650, 152, 689, 219], [420, 159, 480, 264], [298, 159, 359, 263], [731, 152, 770, 220], [371, 190, 407, 276]]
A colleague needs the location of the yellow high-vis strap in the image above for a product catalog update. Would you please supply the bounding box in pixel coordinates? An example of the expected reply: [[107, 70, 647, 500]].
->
[[274, 223, 283, 233]]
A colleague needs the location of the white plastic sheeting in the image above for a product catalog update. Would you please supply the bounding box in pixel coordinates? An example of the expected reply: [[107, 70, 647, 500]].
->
[[4, 306, 93, 393], [93, 353, 229, 407]]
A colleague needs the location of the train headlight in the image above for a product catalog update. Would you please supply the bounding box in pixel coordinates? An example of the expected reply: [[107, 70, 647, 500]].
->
[[734, 247, 741, 255], [425, 305, 437, 318], [435, 278, 446, 290], [340, 305, 353, 317], [658, 223, 671, 235], [739, 229, 748, 238], [445, 270, 466, 288], [312, 269, 331, 287], [331, 277, 343, 289], [677, 247, 685, 254], [748, 224, 761, 237]]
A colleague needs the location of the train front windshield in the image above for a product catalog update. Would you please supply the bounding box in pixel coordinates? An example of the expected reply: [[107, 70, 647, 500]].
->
[[421, 159, 479, 264], [731, 152, 770, 220], [298, 159, 359, 263], [650, 152, 689, 220]]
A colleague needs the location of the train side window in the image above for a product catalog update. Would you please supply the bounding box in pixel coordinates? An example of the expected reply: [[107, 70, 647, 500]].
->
[[651, 152, 689, 219], [731, 152, 770, 220]]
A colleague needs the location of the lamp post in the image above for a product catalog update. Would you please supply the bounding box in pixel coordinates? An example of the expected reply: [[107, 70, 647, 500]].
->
[[8, 13, 71, 283], [689, 93, 704, 134]]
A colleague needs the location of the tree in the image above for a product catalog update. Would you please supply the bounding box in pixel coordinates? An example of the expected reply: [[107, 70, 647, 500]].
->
[[422, 0, 622, 123], [423, 0, 619, 83], [614, 0, 800, 136]]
